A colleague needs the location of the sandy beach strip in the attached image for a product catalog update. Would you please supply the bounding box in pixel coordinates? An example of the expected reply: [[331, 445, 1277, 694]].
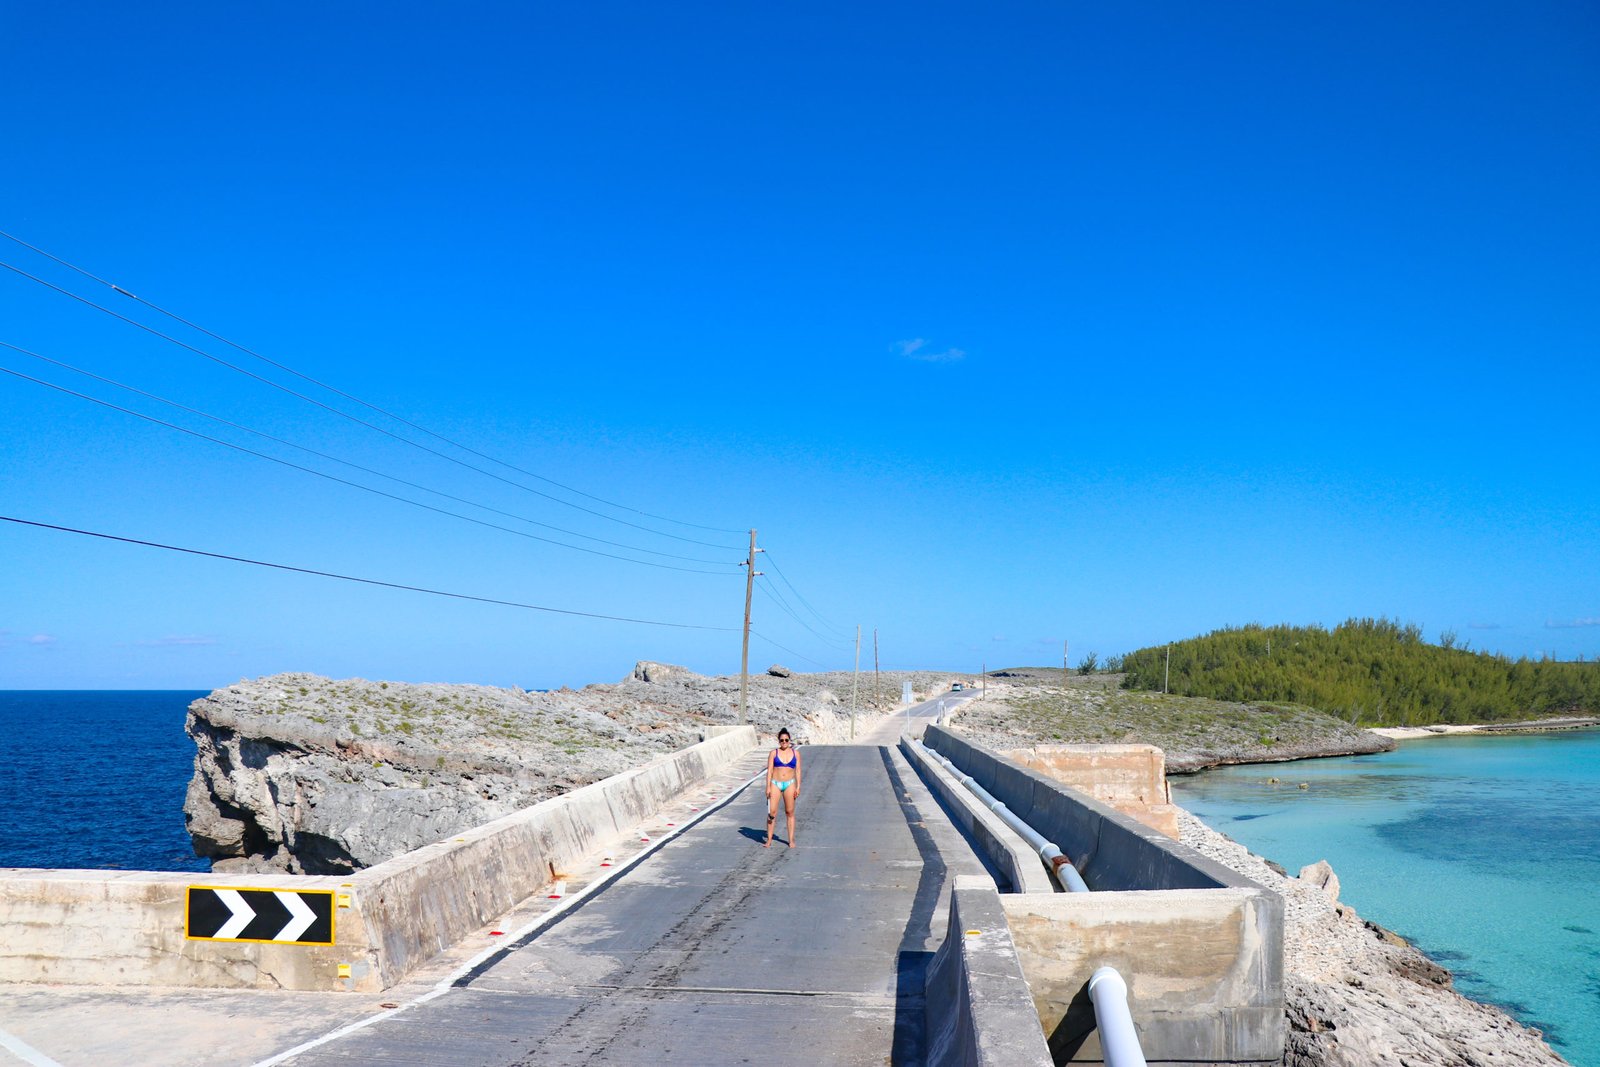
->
[[1370, 716, 1598, 741]]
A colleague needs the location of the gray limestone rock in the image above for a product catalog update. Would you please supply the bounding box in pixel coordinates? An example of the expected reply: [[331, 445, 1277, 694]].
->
[[184, 666, 925, 874]]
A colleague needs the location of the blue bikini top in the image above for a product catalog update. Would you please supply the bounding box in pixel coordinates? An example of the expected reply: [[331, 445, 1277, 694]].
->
[[773, 748, 796, 768]]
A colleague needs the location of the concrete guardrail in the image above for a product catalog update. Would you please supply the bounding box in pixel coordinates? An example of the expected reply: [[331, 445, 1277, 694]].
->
[[923, 725, 1285, 1066], [0, 726, 757, 993], [899, 736, 1056, 894], [924, 875, 1055, 1067]]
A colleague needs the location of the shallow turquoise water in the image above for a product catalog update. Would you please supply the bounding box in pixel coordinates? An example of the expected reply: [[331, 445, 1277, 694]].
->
[[1171, 730, 1600, 1065]]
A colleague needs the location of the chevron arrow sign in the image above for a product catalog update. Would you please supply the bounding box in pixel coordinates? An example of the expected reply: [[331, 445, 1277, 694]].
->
[[185, 886, 336, 945]]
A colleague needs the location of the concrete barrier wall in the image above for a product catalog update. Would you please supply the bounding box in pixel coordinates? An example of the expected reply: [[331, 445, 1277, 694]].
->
[[923, 726, 1285, 1066], [924, 875, 1055, 1067], [924, 725, 1247, 892], [1003, 890, 1284, 1066], [899, 737, 1056, 895], [0, 727, 756, 993]]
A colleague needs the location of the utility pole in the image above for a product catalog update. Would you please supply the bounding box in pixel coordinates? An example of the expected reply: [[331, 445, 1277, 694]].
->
[[738, 529, 763, 723], [981, 661, 986, 700], [873, 629, 880, 708], [1063, 640, 1069, 689], [850, 625, 861, 740], [1164, 643, 1171, 695]]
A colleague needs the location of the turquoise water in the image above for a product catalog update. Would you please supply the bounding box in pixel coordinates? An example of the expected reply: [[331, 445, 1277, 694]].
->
[[1171, 730, 1600, 1065]]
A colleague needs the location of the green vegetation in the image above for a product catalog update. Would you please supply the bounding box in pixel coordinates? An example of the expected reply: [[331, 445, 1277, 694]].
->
[[1121, 618, 1600, 726]]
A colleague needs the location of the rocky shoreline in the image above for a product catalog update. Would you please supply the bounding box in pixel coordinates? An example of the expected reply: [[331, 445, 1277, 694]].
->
[[1178, 809, 1567, 1066]]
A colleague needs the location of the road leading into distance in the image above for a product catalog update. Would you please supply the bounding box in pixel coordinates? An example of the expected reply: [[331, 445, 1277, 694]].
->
[[279, 741, 987, 1066]]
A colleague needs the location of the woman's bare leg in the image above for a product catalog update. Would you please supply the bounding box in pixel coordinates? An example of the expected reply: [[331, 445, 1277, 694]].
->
[[783, 788, 797, 847], [765, 785, 779, 847]]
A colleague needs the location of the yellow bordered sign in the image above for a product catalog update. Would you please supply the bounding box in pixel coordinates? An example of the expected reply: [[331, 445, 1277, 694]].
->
[[185, 886, 336, 945]]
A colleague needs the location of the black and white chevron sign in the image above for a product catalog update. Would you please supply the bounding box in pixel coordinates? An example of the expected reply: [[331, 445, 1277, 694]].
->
[[185, 886, 336, 945]]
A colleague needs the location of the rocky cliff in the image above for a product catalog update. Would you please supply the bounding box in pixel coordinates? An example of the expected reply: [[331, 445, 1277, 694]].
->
[[183, 663, 944, 874]]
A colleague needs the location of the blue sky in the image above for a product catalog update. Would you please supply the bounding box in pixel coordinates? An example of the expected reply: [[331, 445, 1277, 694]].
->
[[3, 2, 1597, 689]]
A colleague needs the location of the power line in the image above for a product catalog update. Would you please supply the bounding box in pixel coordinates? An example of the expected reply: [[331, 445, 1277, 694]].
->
[[0, 361, 735, 575], [761, 549, 850, 638], [0, 255, 742, 552], [0, 515, 740, 631], [0, 229, 747, 537], [748, 629, 838, 671], [756, 577, 852, 652], [0, 339, 739, 568]]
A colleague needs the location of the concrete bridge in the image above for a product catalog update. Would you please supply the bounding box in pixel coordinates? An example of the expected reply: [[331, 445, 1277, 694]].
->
[[0, 694, 1282, 1066]]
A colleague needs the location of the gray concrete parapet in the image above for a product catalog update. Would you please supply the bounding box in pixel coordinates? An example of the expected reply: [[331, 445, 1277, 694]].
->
[[924, 875, 1055, 1067], [0, 726, 757, 993], [923, 725, 1285, 1065], [899, 736, 1056, 894]]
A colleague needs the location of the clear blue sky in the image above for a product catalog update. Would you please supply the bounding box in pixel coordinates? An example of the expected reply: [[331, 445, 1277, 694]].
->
[[3, 2, 1597, 689]]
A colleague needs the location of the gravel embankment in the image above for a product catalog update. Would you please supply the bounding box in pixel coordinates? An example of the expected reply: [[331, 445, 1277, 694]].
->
[[952, 671, 1392, 771]]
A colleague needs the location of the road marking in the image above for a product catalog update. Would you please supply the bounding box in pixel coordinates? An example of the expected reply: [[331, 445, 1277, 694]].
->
[[0, 1027, 64, 1067], [248, 762, 768, 1067]]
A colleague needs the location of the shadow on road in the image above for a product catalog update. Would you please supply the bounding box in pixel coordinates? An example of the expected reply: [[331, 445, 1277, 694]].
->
[[879, 746, 945, 1066]]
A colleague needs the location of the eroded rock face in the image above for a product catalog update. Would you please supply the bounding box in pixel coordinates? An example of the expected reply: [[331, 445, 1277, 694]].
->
[[183, 666, 929, 874]]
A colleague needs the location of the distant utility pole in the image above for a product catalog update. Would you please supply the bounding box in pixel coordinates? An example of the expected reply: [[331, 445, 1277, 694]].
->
[[850, 625, 861, 741], [873, 629, 880, 707], [1164, 643, 1171, 695], [981, 661, 986, 700], [1062, 640, 1069, 691], [738, 529, 763, 723]]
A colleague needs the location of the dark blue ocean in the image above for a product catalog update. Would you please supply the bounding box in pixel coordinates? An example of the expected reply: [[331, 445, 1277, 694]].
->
[[1172, 729, 1600, 1067], [0, 690, 210, 872]]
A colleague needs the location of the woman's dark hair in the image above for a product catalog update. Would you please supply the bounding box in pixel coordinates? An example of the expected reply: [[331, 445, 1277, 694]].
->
[[777, 728, 792, 741]]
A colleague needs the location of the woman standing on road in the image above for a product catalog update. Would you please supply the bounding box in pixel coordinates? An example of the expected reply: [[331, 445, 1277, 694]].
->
[[765, 728, 802, 848]]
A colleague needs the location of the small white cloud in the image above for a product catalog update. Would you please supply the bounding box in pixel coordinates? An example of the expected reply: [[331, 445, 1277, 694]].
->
[[1468, 621, 1505, 630], [27, 634, 56, 646], [893, 338, 966, 363], [137, 635, 218, 647], [1545, 617, 1600, 629], [991, 634, 1009, 643]]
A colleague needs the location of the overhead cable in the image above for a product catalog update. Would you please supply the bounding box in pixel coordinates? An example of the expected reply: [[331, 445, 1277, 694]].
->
[[748, 629, 837, 671], [0, 340, 738, 568], [756, 578, 852, 652], [0, 229, 746, 537], [762, 549, 850, 638], [0, 515, 740, 630], [0, 255, 740, 552], [0, 362, 734, 575]]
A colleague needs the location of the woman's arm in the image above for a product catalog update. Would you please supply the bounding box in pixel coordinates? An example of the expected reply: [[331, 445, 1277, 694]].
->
[[794, 749, 802, 795]]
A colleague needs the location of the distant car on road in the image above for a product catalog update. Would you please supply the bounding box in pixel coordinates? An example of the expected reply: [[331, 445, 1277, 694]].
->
[[950, 682, 964, 691]]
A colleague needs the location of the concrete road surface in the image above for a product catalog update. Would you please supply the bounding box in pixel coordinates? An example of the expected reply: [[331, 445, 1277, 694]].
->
[[275, 744, 985, 1066], [856, 691, 976, 747]]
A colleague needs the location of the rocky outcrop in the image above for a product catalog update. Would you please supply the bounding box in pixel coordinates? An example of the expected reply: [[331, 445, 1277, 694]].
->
[[1178, 810, 1567, 1066], [185, 665, 942, 875]]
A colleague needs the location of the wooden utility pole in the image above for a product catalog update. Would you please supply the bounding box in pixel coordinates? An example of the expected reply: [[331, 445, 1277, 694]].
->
[[873, 629, 880, 707], [1063, 640, 1069, 686], [1164, 643, 1171, 695], [850, 625, 861, 740], [738, 529, 762, 722], [981, 661, 986, 700]]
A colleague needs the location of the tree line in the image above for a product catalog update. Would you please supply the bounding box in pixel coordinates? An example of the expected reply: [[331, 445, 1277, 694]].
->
[[1118, 618, 1600, 726]]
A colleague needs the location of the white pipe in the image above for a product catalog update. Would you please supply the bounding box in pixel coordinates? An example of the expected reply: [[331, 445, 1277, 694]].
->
[[910, 738, 1089, 893], [1088, 967, 1147, 1067]]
